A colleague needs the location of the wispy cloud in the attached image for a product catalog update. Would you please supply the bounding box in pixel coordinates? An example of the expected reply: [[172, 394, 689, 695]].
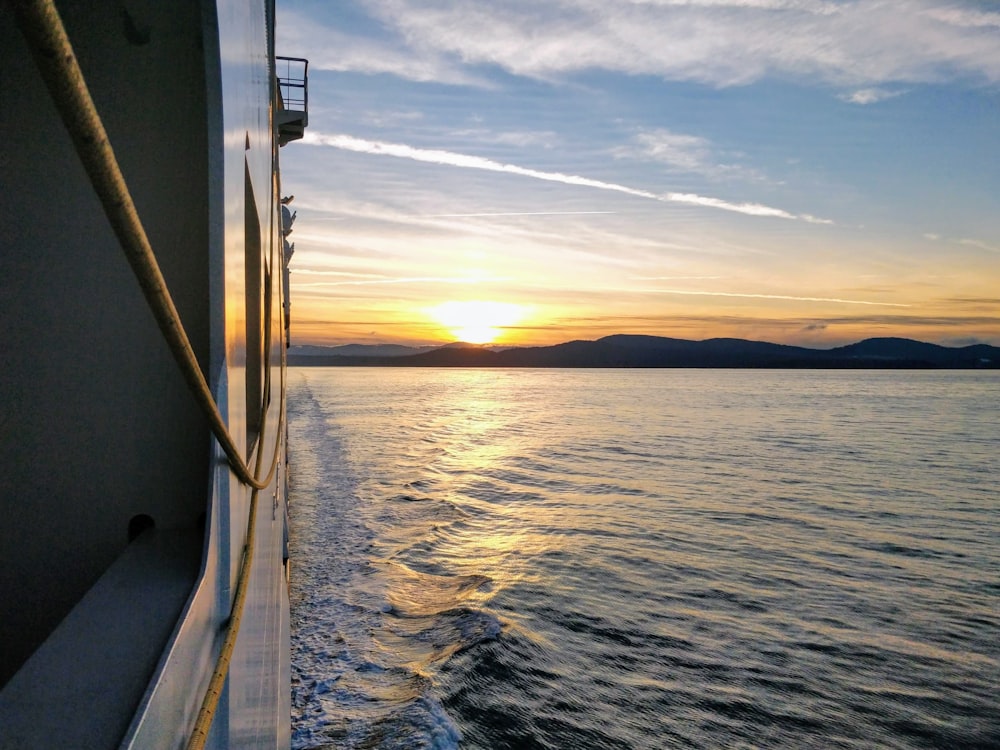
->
[[922, 6, 1000, 30], [924, 233, 1000, 254], [839, 87, 905, 105], [294, 275, 497, 288], [277, 9, 485, 86], [614, 128, 764, 181], [303, 132, 829, 221], [342, 0, 1000, 88], [447, 128, 560, 148], [631, 275, 725, 280], [635, 288, 911, 306], [942, 297, 1000, 306], [959, 238, 1000, 254], [425, 211, 617, 217], [622, 1, 842, 10], [294, 269, 387, 279], [617, 129, 715, 172]]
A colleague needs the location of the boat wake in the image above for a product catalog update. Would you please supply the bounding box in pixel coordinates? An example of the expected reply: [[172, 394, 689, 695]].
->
[[288, 377, 501, 749]]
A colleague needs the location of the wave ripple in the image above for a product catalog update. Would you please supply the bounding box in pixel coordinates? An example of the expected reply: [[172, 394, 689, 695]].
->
[[289, 369, 1000, 749]]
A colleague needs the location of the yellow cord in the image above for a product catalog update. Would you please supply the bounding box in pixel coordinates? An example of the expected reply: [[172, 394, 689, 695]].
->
[[188, 74, 291, 750], [10, 0, 282, 491], [10, 1, 292, 746]]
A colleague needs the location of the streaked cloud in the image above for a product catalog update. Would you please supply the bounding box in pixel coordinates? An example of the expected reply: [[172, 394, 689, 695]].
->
[[447, 129, 560, 148], [632, 288, 910, 306], [922, 6, 1000, 30], [614, 128, 765, 182], [808, 314, 1000, 327], [617, 129, 715, 172], [337, 0, 1000, 87], [425, 211, 616, 218], [277, 9, 484, 86], [303, 132, 829, 221], [294, 275, 495, 287], [631, 275, 725, 281], [839, 87, 905, 105], [923, 234, 1000, 254], [277, 1, 1000, 348], [959, 238, 1000, 254], [942, 297, 1000, 306]]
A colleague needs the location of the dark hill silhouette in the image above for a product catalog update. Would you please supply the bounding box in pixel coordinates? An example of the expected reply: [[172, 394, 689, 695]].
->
[[287, 335, 1000, 369], [827, 337, 999, 367], [289, 343, 438, 357]]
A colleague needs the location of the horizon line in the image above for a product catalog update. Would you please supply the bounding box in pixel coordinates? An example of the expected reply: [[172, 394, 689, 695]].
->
[[289, 332, 999, 352]]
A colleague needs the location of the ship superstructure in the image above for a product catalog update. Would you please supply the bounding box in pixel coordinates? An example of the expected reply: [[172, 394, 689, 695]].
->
[[0, 0, 306, 747]]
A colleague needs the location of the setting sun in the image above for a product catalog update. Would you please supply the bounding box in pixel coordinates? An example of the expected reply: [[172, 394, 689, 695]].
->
[[427, 300, 530, 344]]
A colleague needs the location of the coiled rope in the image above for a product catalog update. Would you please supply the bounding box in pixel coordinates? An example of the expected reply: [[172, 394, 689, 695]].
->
[[10, 1, 289, 747]]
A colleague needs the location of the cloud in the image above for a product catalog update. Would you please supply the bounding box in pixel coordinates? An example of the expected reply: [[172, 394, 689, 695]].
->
[[618, 129, 715, 172], [634, 287, 910, 306], [340, 0, 1000, 88], [424, 211, 617, 217], [942, 297, 1000, 306], [614, 128, 767, 182], [922, 6, 1000, 30], [294, 275, 493, 287], [798, 213, 834, 225], [922, 234, 1000, 254], [808, 314, 1000, 326], [276, 9, 485, 86], [959, 238, 1000, 254], [631, 275, 725, 280], [359, 110, 426, 127], [303, 131, 830, 221], [839, 87, 905, 104], [293, 269, 387, 279], [447, 128, 560, 148]]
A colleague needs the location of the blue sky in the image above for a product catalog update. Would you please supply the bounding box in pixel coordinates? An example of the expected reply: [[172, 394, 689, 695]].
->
[[276, 0, 1000, 347]]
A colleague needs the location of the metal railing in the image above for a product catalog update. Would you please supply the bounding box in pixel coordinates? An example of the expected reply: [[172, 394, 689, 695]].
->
[[275, 56, 308, 114]]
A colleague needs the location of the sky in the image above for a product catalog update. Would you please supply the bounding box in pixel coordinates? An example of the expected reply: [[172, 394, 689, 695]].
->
[[275, 0, 1000, 348]]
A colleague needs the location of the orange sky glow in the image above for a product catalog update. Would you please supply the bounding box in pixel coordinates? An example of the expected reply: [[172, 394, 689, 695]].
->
[[278, 1, 1000, 349]]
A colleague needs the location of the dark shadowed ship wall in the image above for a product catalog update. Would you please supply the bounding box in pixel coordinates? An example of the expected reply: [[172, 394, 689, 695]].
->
[[0, 0, 306, 747]]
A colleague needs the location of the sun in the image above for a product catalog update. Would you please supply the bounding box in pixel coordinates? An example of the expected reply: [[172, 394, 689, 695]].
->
[[427, 300, 529, 344]]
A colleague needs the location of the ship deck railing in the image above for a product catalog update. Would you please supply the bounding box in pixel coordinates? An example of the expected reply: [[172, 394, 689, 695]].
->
[[276, 56, 308, 146]]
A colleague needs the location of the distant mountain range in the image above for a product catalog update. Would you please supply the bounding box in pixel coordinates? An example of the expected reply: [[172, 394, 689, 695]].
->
[[287, 335, 999, 369]]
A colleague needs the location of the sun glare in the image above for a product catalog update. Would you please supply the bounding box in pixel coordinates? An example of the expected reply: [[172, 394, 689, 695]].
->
[[428, 300, 529, 344]]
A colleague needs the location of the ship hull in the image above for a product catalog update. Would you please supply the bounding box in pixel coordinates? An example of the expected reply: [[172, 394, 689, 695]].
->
[[0, 1, 294, 746]]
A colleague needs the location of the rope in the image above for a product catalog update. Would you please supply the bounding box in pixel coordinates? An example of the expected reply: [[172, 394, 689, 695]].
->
[[9, 0, 278, 491], [11, 1, 291, 746]]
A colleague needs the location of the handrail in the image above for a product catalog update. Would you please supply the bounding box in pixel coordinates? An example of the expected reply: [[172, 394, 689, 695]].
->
[[276, 55, 308, 113]]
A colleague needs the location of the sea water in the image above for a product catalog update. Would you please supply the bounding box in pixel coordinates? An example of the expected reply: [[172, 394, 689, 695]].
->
[[287, 368, 1000, 749]]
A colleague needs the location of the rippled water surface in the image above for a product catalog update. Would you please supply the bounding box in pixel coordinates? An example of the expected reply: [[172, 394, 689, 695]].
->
[[287, 368, 1000, 749]]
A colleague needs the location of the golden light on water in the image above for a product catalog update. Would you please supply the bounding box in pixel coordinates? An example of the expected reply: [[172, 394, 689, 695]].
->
[[426, 300, 531, 344]]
